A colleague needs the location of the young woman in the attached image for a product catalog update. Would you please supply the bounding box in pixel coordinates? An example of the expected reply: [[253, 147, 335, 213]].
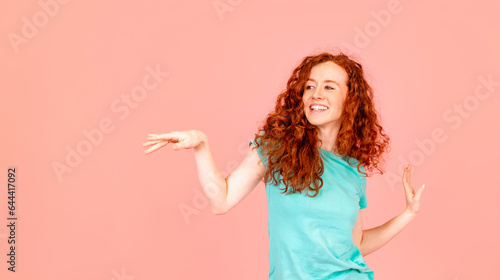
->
[[143, 52, 425, 279]]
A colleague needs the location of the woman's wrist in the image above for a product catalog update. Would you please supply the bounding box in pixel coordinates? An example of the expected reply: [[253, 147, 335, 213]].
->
[[193, 131, 208, 152], [403, 208, 418, 219]]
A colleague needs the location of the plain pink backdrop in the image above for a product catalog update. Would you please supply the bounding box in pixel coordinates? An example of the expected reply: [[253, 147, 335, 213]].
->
[[1, 0, 499, 279]]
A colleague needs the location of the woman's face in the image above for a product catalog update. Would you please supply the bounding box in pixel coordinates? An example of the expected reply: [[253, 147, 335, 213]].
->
[[302, 61, 349, 130]]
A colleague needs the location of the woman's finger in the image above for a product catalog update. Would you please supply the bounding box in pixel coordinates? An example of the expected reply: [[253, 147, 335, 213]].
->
[[414, 184, 425, 201], [407, 165, 413, 188], [143, 140, 165, 147], [402, 165, 408, 185], [144, 141, 168, 154], [402, 166, 411, 194], [148, 134, 169, 141], [148, 131, 181, 141]]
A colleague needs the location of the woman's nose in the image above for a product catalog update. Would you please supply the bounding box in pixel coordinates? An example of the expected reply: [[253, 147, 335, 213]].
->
[[312, 88, 324, 98]]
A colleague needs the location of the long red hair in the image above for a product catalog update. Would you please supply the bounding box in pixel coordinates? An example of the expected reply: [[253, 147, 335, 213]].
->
[[252, 51, 390, 197]]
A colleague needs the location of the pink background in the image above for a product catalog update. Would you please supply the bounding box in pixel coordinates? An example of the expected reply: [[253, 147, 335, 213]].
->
[[1, 0, 499, 279]]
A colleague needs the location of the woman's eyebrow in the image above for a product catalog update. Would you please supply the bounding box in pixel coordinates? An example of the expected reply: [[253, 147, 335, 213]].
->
[[307, 78, 340, 87]]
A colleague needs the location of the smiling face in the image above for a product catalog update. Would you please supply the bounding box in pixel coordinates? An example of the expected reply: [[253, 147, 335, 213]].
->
[[302, 61, 349, 133]]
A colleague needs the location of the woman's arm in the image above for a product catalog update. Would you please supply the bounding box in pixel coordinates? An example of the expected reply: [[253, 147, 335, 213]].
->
[[354, 209, 417, 256], [353, 164, 425, 256], [143, 130, 265, 214], [192, 134, 266, 214]]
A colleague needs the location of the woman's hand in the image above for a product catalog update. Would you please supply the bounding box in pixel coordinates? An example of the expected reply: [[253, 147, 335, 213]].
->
[[142, 130, 206, 155], [402, 164, 425, 215]]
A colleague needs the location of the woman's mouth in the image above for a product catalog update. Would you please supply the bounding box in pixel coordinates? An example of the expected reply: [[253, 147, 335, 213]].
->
[[310, 105, 329, 113]]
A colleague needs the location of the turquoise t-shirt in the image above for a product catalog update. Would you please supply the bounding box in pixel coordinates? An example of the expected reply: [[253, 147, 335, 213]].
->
[[249, 138, 374, 280]]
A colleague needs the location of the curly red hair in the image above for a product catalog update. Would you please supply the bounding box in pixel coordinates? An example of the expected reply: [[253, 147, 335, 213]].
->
[[252, 51, 390, 197]]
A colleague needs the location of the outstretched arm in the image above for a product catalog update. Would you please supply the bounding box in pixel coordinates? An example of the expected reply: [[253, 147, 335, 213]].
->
[[353, 164, 425, 256], [144, 130, 229, 213], [143, 130, 266, 215]]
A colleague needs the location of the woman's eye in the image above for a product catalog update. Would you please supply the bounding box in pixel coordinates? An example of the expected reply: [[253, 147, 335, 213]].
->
[[326, 86, 334, 90], [305, 85, 313, 90]]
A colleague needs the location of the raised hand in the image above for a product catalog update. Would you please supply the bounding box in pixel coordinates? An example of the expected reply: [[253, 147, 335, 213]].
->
[[402, 164, 425, 215], [142, 130, 206, 155]]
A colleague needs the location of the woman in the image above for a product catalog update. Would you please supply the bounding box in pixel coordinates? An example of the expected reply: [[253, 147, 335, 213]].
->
[[142, 52, 425, 279]]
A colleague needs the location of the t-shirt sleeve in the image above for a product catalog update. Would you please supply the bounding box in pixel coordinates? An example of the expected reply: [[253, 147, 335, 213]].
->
[[249, 137, 268, 169], [358, 165, 368, 209]]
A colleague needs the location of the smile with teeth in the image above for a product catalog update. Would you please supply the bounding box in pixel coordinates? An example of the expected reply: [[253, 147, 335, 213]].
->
[[310, 105, 328, 111]]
